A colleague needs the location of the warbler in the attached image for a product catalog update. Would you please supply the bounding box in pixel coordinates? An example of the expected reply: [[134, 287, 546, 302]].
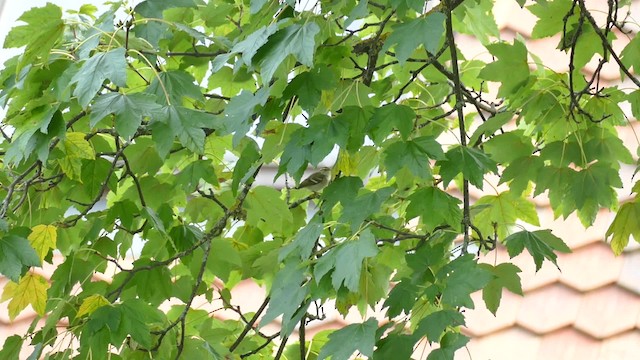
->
[[295, 167, 332, 192]]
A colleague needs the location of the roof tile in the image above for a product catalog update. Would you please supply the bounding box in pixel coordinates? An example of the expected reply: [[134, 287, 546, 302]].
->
[[575, 285, 640, 339], [462, 327, 540, 360], [464, 290, 522, 337], [516, 284, 581, 334], [536, 209, 611, 250], [558, 243, 624, 291], [618, 249, 640, 294], [536, 327, 601, 360], [598, 330, 640, 360]]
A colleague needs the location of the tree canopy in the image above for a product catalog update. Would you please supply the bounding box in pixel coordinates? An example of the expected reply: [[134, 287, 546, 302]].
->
[[0, 0, 639, 359]]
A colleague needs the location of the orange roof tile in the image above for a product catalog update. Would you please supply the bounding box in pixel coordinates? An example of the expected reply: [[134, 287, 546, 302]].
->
[[598, 330, 640, 359], [536, 327, 601, 360], [574, 285, 640, 339], [462, 327, 541, 360], [463, 290, 521, 337], [557, 242, 624, 291], [516, 284, 581, 334], [618, 250, 640, 294]]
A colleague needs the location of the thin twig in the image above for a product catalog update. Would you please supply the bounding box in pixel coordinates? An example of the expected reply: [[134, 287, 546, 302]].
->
[[444, 0, 471, 254]]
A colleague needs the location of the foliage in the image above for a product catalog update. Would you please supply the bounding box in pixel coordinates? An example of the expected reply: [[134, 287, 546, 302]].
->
[[0, 0, 638, 359]]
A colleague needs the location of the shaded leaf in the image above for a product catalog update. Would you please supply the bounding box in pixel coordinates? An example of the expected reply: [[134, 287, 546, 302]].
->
[[255, 23, 320, 83], [406, 187, 462, 232], [414, 310, 465, 343], [90, 92, 161, 139], [314, 229, 379, 292], [0, 234, 40, 282], [504, 230, 571, 271], [382, 13, 446, 64], [71, 48, 127, 107], [437, 255, 492, 308], [317, 318, 377, 360], [437, 146, 497, 188], [479, 263, 523, 315]]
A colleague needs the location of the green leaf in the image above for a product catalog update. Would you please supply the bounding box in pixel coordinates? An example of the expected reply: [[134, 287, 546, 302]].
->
[[479, 263, 523, 315], [244, 186, 293, 234], [81, 158, 117, 198], [468, 111, 513, 146], [414, 310, 465, 343], [146, 70, 204, 106], [0, 234, 41, 282], [606, 201, 640, 255], [232, 24, 279, 67], [176, 159, 218, 192], [483, 131, 534, 164], [279, 215, 324, 261], [71, 48, 127, 107], [90, 92, 161, 139], [406, 187, 462, 232], [314, 229, 379, 292], [478, 39, 530, 97], [336, 106, 374, 152], [283, 66, 339, 113], [317, 318, 377, 360], [260, 259, 310, 335], [119, 299, 164, 348], [220, 87, 271, 147], [621, 36, 640, 74], [427, 332, 469, 360], [437, 254, 492, 308], [280, 114, 348, 175], [437, 146, 497, 188], [255, 23, 320, 83], [123, 137, 164, 175], [383, 279, 419, 318], [232, 140, 261, 195], [383, 137, 443, 179], [528, 0, 574, 39], [206, 238, 242, 282], [153, 105, 214, 156], [382, 12, 446, 64], [321, 176, 364, 213], [570, 162, 621, 210], [367, 104, 415, 144], [3, 3, 64, 73], [583, 129, 634, 165], [453, 0, 499, 45], [0, 335, 23, 360], [373, 334, 416, 360], [340, 187, 395, 231], [504, 230, 571, 271], [406, 242, 448, 284], [134, 0, 197, 18], [500, 156, 544, 196], [472, 191, 539, 240]]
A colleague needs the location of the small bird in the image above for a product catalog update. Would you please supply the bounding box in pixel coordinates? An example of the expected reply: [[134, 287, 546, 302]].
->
[[295, 167, 332, 192]]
